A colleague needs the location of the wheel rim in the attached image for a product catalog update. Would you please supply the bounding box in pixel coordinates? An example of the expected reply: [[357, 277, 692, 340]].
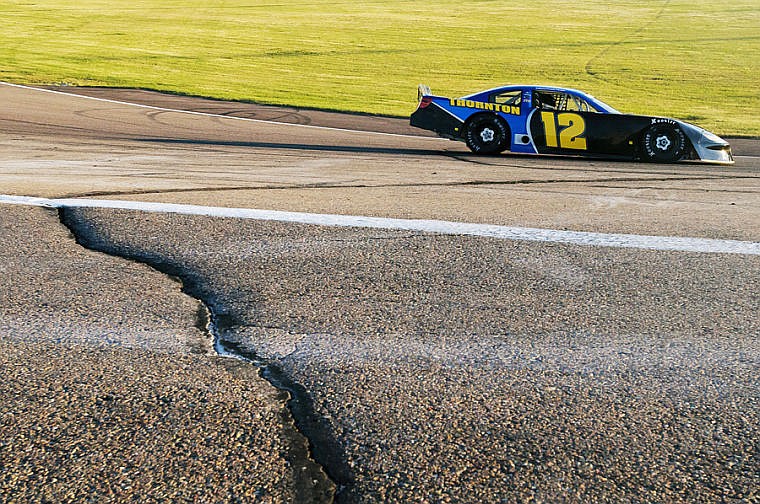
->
[[654, 134, 672, 152], [480, 127, 495, 143]]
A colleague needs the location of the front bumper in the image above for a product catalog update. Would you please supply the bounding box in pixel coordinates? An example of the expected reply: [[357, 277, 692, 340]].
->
[[679, 122, 734, 165], [693, 136, 734, 165]]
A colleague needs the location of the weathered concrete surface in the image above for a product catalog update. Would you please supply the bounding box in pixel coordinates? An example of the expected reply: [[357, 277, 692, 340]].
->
[[2, 83, 759, 240]]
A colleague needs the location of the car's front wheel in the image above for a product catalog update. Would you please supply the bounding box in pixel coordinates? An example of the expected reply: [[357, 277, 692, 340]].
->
[[464, 115, 509, 154], [641, 123, 686, 163]]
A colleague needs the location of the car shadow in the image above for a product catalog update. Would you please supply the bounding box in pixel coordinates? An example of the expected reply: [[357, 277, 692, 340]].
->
[[136, 137, 453, 157]]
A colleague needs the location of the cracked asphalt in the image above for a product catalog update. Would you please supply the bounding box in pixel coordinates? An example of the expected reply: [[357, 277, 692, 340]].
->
[[64, 208, 759, 502], [0, 204, 332, 502], [1, 83, 759, 502]]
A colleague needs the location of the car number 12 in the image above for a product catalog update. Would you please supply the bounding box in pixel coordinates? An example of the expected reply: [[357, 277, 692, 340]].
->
[[540, 112, 587, 150]]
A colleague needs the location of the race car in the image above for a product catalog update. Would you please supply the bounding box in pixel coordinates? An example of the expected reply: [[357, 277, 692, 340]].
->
[[410, 84, 733, 164]]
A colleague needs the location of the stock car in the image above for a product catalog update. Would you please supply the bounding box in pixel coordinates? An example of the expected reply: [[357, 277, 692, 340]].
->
[[410, 84, 733, 164]]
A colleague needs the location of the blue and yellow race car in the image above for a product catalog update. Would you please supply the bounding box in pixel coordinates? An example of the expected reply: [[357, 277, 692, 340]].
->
[[410, 84, 733, 164]]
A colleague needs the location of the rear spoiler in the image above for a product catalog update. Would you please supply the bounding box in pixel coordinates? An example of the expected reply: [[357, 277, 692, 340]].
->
[[417, 84, 432, 102]]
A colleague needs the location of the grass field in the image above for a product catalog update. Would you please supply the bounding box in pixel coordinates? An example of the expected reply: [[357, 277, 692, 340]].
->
[[2, 0, 759, 135]]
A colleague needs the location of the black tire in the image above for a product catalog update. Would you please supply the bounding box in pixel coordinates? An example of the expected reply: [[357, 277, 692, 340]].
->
[[464, 115, 509, 154], [641, 123, 686, 163]]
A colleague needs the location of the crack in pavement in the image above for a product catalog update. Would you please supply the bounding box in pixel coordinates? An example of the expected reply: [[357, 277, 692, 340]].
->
[[56, 207, 342, 503], [589, 185, 760, 194], [59, 174, 759, 199]]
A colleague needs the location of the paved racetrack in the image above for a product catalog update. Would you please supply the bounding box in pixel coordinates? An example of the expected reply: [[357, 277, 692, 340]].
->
[[1, 83, 758, 502]]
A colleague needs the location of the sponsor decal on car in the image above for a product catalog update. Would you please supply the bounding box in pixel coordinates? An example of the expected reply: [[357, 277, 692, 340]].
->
[[651, 118, 678, 125], [449, 99, 520, 116]]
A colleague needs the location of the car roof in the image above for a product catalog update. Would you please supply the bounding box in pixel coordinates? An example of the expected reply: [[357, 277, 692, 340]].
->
[[460, 85, 619, 113]]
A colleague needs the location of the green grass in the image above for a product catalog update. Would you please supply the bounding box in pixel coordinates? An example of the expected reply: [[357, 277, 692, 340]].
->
[[1, 0, 759, 135]]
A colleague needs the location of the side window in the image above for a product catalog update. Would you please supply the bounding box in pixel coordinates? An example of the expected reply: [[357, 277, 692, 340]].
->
[[533, 91, 559, 110], [490, 90, 522, 106], [564, 95, 598, 113]]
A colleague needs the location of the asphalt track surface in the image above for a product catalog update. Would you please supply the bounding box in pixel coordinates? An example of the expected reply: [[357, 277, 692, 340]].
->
[[1, 82, 758, 502]]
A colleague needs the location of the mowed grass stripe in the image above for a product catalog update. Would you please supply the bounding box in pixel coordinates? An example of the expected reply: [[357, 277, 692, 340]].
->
[[1, 0, 758, 135]]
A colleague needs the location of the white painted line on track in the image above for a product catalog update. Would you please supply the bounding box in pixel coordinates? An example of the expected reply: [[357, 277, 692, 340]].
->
[[0, 81, 439, 140], [2, 194, 759, 255]]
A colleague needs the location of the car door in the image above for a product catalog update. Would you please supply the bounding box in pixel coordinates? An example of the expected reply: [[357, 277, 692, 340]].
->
[[487, 88, 535, 153]]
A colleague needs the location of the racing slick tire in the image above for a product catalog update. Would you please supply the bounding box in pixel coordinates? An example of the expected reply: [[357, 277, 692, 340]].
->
[[464, 115, 509, 154], [641, 123, 686, 163]]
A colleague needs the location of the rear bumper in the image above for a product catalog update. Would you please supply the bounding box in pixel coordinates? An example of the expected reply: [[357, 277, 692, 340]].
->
[[410, 103, 463, 140]]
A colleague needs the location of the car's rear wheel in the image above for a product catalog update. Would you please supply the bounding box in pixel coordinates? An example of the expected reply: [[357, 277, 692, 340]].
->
[[464, 115, 509, 154], [641, 123, 686, 163]]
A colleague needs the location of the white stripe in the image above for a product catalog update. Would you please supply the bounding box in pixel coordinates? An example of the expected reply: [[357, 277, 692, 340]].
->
[[2, 194, 758, 255], [0, 81, 437, 140]]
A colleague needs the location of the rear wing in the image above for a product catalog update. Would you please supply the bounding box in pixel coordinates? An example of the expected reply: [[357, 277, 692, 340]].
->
[[417, 84, 432, 102]]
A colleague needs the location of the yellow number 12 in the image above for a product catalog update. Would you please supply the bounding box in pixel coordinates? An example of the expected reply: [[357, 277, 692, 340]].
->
[[541, 112, 587, 150]]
